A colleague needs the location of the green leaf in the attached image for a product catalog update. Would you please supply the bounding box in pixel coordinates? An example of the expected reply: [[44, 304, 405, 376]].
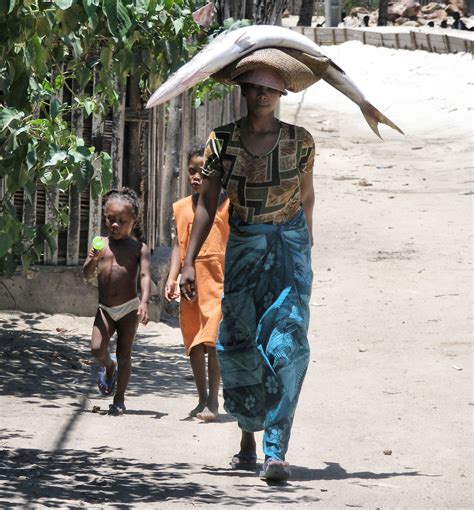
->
[[103, 0, 132, 39], [46, 233, 57, 255], [3, 201, 17, 217], [90, 177, 102, 198], [29, 34, 46, 74], [54, 73, 65, 91], [74, 64, 92, 91], [100, 45, 113, 68], [173, 18, 183, 34], [0, 67, 11, 93], [100, 151, 112, 190], [36, 15, 52, 36], [58, 208, 70, 226], [0, 253, 18, 277], [158, 9, 167, 24], [0, 0, 15, 15], [53, 0, 74, 9], [50, 97, 63, 118], [0, 108, 24, 132], [117, 47, 132, 76], [134, 0, 149, 14], [69, 146, 90, 162], [26, 142, 37, 170], [83, 99, 95, 116], [44, 150, 68, 167], [0, 235, 13, 259], [6, 165, 29, 194], [82, 0, 99, 28], [24, 178, 37, 203], [7, 71, 29, 109], [64, 33, 83, 59]]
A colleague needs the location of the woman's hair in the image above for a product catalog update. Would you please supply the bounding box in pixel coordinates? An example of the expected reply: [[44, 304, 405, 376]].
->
[[187, 140, 204, 163], [104, 187, 140, 218]]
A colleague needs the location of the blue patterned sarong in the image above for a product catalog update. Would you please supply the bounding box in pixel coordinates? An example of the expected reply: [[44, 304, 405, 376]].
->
[[217, 209, 313, 461]]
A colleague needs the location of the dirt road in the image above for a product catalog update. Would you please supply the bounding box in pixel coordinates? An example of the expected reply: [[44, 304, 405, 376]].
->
[[1, 43, 472, 508]]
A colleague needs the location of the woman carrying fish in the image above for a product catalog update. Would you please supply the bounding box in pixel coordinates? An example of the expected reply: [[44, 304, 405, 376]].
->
[[179, 49, 316, 481]]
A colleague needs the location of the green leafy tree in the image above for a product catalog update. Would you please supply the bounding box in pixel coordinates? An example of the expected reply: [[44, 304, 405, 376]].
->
[[0, 0, 199, 276]]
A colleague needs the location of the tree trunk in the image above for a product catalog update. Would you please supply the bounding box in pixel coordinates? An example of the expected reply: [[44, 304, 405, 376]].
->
[[125, 76, 143, 193], [378, 0, 389, 26], [255, 0, 288, 24], [158, 96, 182, 246], [214, 1, 288, 25], [325, 0, 341, 27], [297, 0, 314, 26]]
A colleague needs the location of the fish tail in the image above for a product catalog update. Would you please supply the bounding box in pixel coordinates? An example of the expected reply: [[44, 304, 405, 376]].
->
[[360, 101, 404, 139]]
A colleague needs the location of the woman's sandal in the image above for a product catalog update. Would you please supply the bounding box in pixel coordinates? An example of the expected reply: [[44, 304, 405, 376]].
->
[[108, 402, 126, 415], [97, 363, 117, 396], [259, 459, 291, 481], [230, 453, 258, 471]]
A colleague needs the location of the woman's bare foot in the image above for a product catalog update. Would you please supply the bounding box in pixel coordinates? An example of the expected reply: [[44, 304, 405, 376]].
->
[[196, 406, 219, 422], [259, 458, 291, 481], [189, 401, 206, 417], [239, 430, 257, 457], [230, 430, 257, 470]]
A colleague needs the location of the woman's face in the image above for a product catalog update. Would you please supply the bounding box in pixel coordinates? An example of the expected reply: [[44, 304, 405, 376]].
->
[[243, 84, 281, 114]]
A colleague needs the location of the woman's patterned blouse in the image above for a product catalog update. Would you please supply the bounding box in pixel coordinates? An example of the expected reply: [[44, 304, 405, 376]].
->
[[202, 120, 315, 224]]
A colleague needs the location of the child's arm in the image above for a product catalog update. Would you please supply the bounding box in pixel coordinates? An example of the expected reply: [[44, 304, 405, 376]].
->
[[165, 237, 181, 301], [137, 242, 151, 325], [83, 245, 102, 279]]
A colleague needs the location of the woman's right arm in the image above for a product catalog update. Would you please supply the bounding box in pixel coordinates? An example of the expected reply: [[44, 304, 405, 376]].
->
[[180, 175, 221, 301]]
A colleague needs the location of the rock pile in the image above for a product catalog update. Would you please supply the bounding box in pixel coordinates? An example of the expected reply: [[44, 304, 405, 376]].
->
[[339, 0, 473, 29]]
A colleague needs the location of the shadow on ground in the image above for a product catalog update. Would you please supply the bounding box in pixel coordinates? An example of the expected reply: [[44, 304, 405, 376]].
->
[[0, 446, 321, 508], [203, 462, 427, 483], [0, 313, 193, 401]]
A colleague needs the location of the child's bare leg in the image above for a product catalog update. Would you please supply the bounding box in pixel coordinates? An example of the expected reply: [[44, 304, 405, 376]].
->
[[197, 346, 220, 421], [189, 344, 207, 417], [91, 308, 116, 382], [207, 346, 220, 413], [113, 311, 138, 405]]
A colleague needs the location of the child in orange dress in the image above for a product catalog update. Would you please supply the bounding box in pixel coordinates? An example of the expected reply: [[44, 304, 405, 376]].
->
[[165, 144, 229, 421]]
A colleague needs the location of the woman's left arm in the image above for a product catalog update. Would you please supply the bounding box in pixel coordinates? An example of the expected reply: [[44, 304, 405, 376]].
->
[[300, 171, 315, 246]]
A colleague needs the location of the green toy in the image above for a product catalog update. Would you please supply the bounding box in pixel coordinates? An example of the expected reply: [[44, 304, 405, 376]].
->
[[92, 236, 105, 251]]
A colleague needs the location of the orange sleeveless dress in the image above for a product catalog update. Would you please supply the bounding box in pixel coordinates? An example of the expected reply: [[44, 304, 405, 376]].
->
[[173, 195, 230, 355]]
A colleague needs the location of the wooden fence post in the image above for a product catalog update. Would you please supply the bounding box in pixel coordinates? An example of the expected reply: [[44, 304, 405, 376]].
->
[[158, 95, 182, 246], [44, 67, 62, 265], [179, 91, 192, 199], [67, 80, 83, 265], [44, 188, 59, 264], [110, 81, 126, 187], [22, 179, 37, 231], [88, 69, 106, 248]]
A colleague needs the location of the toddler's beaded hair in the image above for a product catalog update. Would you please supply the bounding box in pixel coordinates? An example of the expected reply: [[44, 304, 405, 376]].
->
[[104, 188, 140, 218]]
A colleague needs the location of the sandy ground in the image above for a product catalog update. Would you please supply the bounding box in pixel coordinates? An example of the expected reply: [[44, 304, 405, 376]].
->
[[0, 43, 472, 508]]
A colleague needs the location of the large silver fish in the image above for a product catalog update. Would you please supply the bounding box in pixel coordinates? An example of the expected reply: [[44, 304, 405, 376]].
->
[[146, 25, 403, 138]]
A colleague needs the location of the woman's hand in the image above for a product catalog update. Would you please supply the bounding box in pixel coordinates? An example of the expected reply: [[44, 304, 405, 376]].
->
[[164, 279, 180, 301], [180, 264, 197, 301]]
